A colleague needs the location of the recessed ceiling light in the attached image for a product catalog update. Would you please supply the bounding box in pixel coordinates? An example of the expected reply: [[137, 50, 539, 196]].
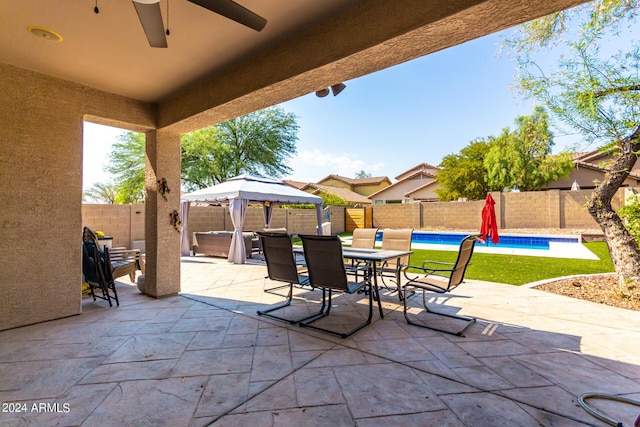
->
[[28, 26, 63, 42]]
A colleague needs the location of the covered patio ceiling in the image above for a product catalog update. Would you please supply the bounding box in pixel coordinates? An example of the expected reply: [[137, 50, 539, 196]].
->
[[1, 0, 588, 133]]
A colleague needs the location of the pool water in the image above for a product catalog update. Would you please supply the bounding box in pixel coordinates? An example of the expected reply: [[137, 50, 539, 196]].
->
[[375, 231, 580, 250]]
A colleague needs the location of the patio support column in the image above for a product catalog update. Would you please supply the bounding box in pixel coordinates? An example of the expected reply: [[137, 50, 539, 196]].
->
[[144, 128, 181, 298]]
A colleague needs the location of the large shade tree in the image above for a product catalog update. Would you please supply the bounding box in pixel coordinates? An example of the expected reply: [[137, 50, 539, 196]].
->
[[505, 0, 640, 287], [181, 107, 298, 190], [103, 107, 300, 198], [436, 138, 497, 201], [484, 107, 574, 191]]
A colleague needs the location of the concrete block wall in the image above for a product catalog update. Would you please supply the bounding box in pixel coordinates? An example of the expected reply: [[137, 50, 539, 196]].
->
[[560, 191, 593, 229], [420, 199, 484, 230], [188, 205, 226, 233], [285, 209, 321, 235], [502, 191, 553, 228], [79, 186, 639, 259], [82, 203, 145, 248], [372, 203, 421, 229], [130, 204, 145, 242]]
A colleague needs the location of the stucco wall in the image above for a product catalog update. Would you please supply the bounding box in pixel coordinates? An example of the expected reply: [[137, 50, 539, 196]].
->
[[0, 64, 155, 331]]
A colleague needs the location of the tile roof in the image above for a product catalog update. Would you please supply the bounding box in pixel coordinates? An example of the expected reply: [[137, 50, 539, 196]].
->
[[302, 183, 371, 204], [395, 163, 440, 180], [283, 180, 307, 190], [318, 174, 391, 186]]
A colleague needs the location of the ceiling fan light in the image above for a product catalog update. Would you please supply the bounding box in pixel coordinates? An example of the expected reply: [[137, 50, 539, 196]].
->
[[27, 26, 63, 42], [315, 88, 330, 98], [133, 0, 160, 4]]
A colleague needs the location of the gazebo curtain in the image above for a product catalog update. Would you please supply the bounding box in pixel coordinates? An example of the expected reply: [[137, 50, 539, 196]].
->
[[228, 198, 249, 263], [180, 200, 191, 256], [262, 202, 273, 228]]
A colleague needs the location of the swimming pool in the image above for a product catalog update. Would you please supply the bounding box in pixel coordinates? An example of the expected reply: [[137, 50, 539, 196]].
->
[[375, 231, 580, 250]]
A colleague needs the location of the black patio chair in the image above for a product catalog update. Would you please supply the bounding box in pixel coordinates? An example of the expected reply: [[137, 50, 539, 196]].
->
[[256, 232, 323, 324], [82, 241, 119, 307], [401, 234, 479, 336], [298, 234, 383, 338]]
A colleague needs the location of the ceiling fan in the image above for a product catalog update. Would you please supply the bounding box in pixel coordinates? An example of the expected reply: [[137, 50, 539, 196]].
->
[[131, 0, 267, 48]]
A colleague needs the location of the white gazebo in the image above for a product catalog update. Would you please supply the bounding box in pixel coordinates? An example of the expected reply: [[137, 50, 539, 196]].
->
[[180, 175, 324, 263]]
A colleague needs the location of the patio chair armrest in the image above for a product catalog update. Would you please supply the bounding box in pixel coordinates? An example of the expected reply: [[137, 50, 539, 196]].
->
[[421, 260, 455, 269], [402, 264, 454, 282], [403, 264, 435, 281]]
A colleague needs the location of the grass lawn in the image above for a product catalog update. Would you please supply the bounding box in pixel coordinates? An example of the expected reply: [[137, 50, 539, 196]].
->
[[332, 233, 615, 286], [407, 242, 615, 285]]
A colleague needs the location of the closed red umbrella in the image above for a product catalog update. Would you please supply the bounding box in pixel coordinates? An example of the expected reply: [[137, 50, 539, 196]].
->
[[479, 194, 499, 244]]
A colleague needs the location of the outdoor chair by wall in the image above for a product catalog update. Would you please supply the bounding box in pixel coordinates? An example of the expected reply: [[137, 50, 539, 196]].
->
[[298, 234, 382, 338], [379, 228, 413, 296], [82, 242, 119, 307], [401, 234, 478, 336], [256, 232, 321, 324], [110, 248, 145, 282]]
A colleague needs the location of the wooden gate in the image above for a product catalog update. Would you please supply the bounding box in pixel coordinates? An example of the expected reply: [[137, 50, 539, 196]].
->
[[345, 207, 373, 232]]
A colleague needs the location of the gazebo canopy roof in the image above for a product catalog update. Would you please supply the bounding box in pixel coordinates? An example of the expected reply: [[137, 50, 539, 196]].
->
[[181, 175, 323, 205]]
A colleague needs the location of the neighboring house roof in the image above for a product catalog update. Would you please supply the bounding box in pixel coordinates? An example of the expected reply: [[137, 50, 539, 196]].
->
[[317, 174, 392, 187], [573, 160, 640, 181], [301, 183, 371, 204], [368, 169, 438, 199], [283, 180, 307, 190], [568, 148, 640, 178], [395, 162, 440, 180], [546, 148, 640, 189]]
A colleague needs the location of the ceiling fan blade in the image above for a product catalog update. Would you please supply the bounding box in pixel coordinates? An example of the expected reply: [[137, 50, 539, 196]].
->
[[188, 0, 267, 32], [132, 0, 168, 48]]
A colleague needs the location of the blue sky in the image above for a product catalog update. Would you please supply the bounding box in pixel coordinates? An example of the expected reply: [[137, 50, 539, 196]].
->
[[83, 29, 579, 190]]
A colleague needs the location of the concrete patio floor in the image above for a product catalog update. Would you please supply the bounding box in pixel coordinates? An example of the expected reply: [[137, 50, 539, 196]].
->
[[1, 256, 639, 426]]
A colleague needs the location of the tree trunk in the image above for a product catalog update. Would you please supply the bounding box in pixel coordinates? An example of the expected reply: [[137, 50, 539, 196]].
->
[[586, 125, 640, 288]]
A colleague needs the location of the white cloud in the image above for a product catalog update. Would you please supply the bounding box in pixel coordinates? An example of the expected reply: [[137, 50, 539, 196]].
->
[[288, 149, 385, 182]]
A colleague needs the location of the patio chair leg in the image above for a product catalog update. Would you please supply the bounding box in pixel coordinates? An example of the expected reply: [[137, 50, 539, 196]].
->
[[263, 283, 292, 297], [258, 285, 329, 324], [403, 287, 476, 337], [300, 286, 374, 339]]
